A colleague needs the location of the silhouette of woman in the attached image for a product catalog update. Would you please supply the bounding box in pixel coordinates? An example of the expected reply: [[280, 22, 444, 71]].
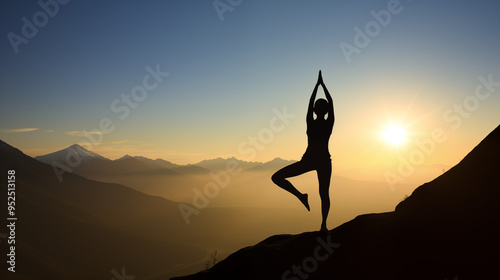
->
[[272, 70, 334, 232]]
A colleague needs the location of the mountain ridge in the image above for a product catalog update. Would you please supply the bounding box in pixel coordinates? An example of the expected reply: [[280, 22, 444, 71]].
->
[[34, 144, 296, 170]]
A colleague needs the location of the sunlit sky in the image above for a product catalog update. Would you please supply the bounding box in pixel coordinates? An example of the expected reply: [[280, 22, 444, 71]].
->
[[1, 0, 499, 177]]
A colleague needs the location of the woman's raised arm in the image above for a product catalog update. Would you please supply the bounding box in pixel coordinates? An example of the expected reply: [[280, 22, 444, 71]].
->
[[307, 72, 322, 123], [319, 72, 334, 124]]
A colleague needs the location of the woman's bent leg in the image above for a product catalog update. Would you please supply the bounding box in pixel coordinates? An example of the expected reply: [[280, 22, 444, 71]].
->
[[272, 161, 314, 211]]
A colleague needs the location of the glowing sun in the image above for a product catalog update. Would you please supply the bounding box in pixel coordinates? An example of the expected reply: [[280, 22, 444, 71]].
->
[[382, 124, 407, 146]]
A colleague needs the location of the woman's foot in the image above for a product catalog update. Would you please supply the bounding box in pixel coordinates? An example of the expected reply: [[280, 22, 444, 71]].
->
[[299, 193, 310, 211], [320, 222, 327, 232]]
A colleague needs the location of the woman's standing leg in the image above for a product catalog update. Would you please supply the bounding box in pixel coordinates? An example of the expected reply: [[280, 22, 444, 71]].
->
[[317, 160, 332, 231]]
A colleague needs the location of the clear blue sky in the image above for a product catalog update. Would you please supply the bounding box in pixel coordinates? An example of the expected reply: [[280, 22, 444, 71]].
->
[[1, 0, 499, 167]]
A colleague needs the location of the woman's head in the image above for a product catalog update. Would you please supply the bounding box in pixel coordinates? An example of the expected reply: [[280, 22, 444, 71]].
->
[[314, 98, 329, 117]]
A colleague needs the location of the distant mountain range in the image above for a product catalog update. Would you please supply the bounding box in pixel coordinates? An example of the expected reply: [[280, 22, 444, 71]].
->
[[172, 124, 500, 280], [34, 144, 296, 179], [117, 154, 179, 168]]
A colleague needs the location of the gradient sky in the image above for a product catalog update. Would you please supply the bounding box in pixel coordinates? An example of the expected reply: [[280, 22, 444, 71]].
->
[[1, 0, 499, 179]]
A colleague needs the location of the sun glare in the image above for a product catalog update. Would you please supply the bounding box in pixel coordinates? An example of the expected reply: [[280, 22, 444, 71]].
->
[[382, 124, 407, 146]]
